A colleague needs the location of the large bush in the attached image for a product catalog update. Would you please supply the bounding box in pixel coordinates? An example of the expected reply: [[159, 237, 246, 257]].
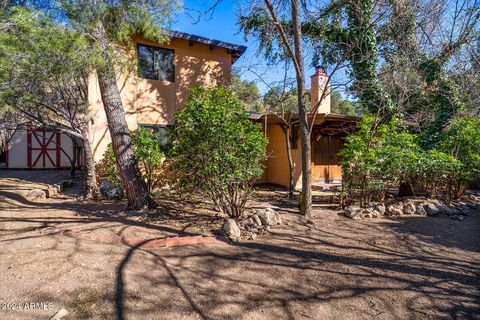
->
[[340, 117, 421, 205], [340, 116, 477, 205], [170, 86, 267, 219], [97, 127, 165, 195]]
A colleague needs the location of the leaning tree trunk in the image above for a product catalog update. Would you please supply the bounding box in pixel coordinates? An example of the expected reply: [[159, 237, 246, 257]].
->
[[80, 122, 99, 199], [90, 21, 156, 210], [291, 0, 312, 217]]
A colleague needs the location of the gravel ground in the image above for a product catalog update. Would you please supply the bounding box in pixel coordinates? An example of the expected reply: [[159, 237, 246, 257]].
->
[[0, 170, 479, 320]]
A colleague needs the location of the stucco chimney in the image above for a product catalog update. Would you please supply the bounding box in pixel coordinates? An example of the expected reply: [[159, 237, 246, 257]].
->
[[310, 66, 330, 113]]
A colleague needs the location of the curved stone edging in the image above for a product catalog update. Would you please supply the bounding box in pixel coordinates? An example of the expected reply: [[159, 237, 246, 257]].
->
[[41, 227, 229, 248]]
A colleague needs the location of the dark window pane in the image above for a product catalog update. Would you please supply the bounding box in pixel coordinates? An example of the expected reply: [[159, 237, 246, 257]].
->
[[138, 44, 174, 82], [138, 45, 155, 79]]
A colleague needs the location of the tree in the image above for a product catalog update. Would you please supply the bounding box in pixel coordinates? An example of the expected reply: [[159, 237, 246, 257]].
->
[[231, 68, 263, 112], [331, 91, 357, 116], [171, 86, 267, 219], [241, 0, 313, 216], [58, 0, 180, 209], [0, 7, 99, 197]]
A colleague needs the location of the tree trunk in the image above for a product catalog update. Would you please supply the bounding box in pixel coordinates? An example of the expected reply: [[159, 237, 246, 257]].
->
[[90, 21, 156, 210], [282, 124, 294, 199], [291, 0, 312, 216], [80, 122, 99, 199], [69, 135, 77, 177]]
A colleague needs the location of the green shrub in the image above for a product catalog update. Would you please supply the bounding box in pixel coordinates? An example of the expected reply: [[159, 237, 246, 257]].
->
[[170, 86, 267, 219], [99, 127, 165, 195], [340, 116, 420, 204], [437, 116, 480, 197], [341, 115, 479, 205]]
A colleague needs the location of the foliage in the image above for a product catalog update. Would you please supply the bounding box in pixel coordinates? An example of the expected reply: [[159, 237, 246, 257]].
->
[[59, 0, 180, 45], [330, 91, 357, 116], [231, 69, 263, 112], [99, 127, 165, 195], [438, 116, 480, 193], [340, 116, 419, 204], [170, 86, 267, 219], [0, 7, 94, 120], [341, 115, 480, 205]]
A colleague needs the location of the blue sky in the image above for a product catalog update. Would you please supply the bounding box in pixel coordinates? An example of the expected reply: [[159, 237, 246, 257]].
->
[[173, 0, 318, 94]]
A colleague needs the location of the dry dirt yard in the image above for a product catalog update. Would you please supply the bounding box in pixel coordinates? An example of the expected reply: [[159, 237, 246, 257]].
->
[[0, 170, 479, 320]]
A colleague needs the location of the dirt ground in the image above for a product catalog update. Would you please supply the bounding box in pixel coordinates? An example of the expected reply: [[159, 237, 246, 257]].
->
[[0, 170, 479, 320]]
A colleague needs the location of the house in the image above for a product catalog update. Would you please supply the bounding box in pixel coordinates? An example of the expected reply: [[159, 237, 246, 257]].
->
[[87, 31, 247, 161], [257, 66, 357, 188], [4, 31, 246, 168]]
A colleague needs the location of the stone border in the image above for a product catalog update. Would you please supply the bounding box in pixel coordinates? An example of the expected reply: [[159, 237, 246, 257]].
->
[[41, 227, 229, 249]]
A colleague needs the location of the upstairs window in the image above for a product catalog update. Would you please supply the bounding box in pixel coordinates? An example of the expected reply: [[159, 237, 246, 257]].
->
[[137, 44, 175, 82]]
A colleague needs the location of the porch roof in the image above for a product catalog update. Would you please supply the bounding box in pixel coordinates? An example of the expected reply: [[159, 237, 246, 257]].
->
[[250, 112, 358, 135]]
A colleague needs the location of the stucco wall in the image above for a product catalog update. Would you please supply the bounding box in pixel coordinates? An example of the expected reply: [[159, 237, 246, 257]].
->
[[88, 35, 233, 161], [265, 124, 303, 188]]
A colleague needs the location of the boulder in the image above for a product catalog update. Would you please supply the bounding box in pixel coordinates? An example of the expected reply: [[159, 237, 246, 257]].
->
[[26, 189, 46, 200], [425, 203, 440, 216], [438, 205, 454, 216], [255, 208, 282, 226], [403, 202, 416, 215], [362, 207, 374, 219], [466, 202, 478, 210], [415, 205, 427, 216], [373, 204, 386, 216], [344, 206, 362, 219], [222, 219, 241, 240], [45, 187, 58, 198], [99, 180, 124, 200], [252, 214, 262, 226], [456, 205, 471, 215], [53, 183, 64, 192], [387, 203, 403, 216]]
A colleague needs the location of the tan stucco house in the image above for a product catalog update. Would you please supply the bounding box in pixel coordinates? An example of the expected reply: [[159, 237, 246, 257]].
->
[[88, 31, 246, 161]]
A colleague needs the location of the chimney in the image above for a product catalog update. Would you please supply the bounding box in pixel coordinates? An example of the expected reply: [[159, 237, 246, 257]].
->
[[310, 66, 330, 113]]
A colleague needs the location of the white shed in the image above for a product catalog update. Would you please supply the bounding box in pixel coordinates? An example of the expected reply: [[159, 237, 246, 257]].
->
[[6, 123, 83, 169]]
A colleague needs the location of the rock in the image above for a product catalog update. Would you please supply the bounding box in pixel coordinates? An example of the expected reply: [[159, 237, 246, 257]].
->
[[387, 203, 403, 216], [456, 205, 471, 215], [403, 202, 416, 215], [255, 208, 281, 226], [99, 179, 124, 200], [222, 219, 241, 240], [439, 205, 454, 216], [345, 206, 362, 219], [466, 202, 478, 209], [252, 215, 262, 226], [415, 205, 427, 216], [45, 187, 58, 198], [50, 308, 69, 320], [26, 189, 46, 200], [373, 204, 386, 216], [425, 203, 440, 216], [53, 183, 64, 192], [60, 179, 74, 189], [362, 207, 374, 219]]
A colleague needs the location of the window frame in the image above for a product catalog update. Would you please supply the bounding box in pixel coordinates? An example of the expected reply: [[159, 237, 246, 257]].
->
[[137, 43, 175, 82]]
